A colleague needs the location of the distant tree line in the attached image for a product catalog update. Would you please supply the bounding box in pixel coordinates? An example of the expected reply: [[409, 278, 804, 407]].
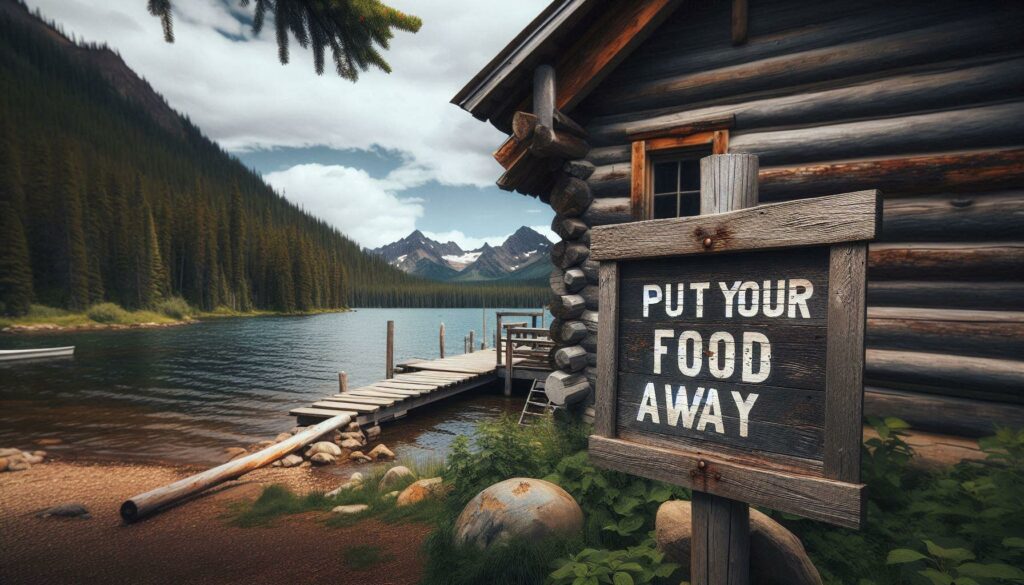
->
[[0, 10, 545, 316]]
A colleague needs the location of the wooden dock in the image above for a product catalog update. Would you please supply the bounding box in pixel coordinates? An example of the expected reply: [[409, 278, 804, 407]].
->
[[290, 349, 517, 426]]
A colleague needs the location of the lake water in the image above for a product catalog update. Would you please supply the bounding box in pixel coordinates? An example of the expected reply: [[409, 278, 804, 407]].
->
[[0, 308, 545, 465]]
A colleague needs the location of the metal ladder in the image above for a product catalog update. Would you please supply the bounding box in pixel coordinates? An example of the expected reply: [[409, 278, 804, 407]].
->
[[518, 379, 558, 425]]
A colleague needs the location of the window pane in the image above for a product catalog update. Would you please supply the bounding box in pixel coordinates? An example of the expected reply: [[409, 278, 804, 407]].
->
[[680, 159, 701, 191], [653, 194, 677, 219], [652, 161, 677, 195], [680, 193, 701, 217]]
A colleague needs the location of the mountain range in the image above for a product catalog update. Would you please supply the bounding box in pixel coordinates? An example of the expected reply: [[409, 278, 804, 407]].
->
[[371, 227, 553, 282]]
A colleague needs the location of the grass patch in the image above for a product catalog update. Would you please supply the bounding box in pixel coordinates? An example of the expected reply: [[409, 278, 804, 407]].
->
[[421, 520, 583, 585], [0, 303, 183, 329], [229, 457, 447, 529], [342, 544, 394, 570]]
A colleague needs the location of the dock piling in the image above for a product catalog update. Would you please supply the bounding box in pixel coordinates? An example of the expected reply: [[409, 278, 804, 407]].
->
[[439, 323, 445, 358], [386, 320, 395, 379], [338, 371, 348, 393]]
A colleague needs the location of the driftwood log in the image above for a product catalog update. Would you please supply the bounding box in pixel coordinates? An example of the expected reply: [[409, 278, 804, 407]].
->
[[121, 413, 352, 522]]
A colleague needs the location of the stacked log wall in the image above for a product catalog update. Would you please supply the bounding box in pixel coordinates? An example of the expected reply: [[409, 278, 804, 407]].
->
[[566, 0, 1024, 434]]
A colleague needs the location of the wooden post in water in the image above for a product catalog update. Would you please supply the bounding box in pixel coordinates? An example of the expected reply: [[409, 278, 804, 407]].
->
[[338, 371, 348, 393], [495, 314, 504, 365], [469, 330, 475, 353], [505, 326, 514, 396], [690, 153, 759, 585], [439, 323, 445, 358], [481, 307, 487, 349], [386, 320, 395, 379]]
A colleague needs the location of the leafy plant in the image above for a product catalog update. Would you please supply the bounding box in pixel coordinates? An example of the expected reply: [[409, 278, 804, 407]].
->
[[86, 302, 129, 323], [887, 539, 1024, 584], [155, 296, 192, 319], [544, 451, 686, 547], [548, 535, 683, 585], [862, 417, 915, 506]]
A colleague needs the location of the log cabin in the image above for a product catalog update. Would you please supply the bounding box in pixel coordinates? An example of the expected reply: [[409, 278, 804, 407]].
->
[[452, 0, 1024, 437]]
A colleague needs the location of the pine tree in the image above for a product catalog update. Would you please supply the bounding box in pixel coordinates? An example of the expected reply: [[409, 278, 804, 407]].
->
[[0, 121, 34, 315], [141, 207, 166, 306], [54, 143, 90, 310]]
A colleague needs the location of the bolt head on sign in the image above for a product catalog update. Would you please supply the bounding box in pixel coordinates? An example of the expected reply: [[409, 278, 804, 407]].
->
[[586, 185, 882, 530]]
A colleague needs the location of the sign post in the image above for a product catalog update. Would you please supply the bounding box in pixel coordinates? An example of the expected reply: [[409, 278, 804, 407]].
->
[[589, 154, 880, 584]]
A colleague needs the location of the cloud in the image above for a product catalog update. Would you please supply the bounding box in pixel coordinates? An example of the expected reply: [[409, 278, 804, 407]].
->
[[263, 163, 423, 249], [530, 225, 559, 244], [26, 0, 548, 188]]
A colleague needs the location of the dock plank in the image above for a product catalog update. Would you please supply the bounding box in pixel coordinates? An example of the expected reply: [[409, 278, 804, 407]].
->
[[312, 401, 380, 413], [348, 389, 414, 399], [290, 407, 358, 418], [322, 395, 396, 406]]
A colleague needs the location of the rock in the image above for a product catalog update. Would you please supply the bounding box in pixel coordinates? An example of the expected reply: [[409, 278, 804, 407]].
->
[[274, 432, 292, 443], [349, 451, 372, 463], [383, 490, 400, 500], [331, 504, 369, 515], [38, 503, 91, 519], [453, 478, 583, 547], [307, 441, 343, 457], [271, 460, 282, 467], [223, 447, 247, 461], [280, 454, 303, 468], [340, 438, 363, 450], [397, 477, 446, 507], [0, 457, 8, 472], [299, 461, 311, 468], [7, 461, 30, 472], [32, 450, 46, 457], [367, 444, 395, 461], [0, 448, 22, 458], [366, 425, 381, 440], [290, 426, 306, 435], [349, 472, 364, 483], [24, 454, 43, 464], [654, 501, 822, 585], [34, 438, 63, 446], [346, 422, 361, 432], [253, 440, 275, 450], [339, 431, 365, 441], [310, 452, 337, 465], [379, 465, 414, 490]]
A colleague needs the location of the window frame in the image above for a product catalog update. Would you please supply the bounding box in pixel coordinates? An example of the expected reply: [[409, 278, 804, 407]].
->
[[630, 129, 730, 220]]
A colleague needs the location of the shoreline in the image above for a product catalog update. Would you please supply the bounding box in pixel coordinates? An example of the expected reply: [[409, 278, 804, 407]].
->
[[0, 307, 353, 335], [0, 456, 428, 585]]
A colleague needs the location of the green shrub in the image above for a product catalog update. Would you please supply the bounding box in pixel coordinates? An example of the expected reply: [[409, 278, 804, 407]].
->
[[27, 304, 69, 318], [549, 535, 683, 585], [443, 413, 585, 510], [86, 302, 129, 324], [544, 451, 688, 548], [155, 296, 193, 320]]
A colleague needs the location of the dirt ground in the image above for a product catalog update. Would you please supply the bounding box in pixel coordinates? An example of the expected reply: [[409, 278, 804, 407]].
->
[[0, 458, 431, 585]]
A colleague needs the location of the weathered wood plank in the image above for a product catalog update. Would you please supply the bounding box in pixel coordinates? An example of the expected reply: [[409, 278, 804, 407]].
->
[[312, 401, 380, 413], [588, 435, 865, 529], [864, 386, 1024, 437], [868, 281, 1024, 311], [869, 242, 1023, 280], [824, 243, 867, 482], [582, 197, 632, 226], [879, 191, 1024, 242], [591, 190, 881, 261], [594, 262, 619, 437], [866, 349, 1024, 402]]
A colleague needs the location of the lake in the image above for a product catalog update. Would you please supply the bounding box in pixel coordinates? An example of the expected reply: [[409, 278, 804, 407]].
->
[[0, 308, 545, 465]]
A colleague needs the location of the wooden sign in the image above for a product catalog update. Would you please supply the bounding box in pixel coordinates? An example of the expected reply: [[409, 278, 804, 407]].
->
[[588, 189, 881, 530]]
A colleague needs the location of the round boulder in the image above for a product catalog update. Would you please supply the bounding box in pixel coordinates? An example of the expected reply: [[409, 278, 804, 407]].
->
[[379, 465, 414, 491], [655, 500, 822, 585], [310, 452, 337, 465], [453, 478, 583, 548], [396, 477, 445, 507], [307, 441, 342, 458], [367, 444, 395, 461]]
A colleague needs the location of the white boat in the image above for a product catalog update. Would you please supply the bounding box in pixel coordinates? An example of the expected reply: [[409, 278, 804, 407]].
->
[[0, 346, 75, 361]]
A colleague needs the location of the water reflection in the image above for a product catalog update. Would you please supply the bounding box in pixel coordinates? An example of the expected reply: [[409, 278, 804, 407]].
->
[[0, 308, 537, 465]]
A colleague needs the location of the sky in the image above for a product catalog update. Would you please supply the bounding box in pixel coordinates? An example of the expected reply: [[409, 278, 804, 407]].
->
[[24, 0, 555, 250]]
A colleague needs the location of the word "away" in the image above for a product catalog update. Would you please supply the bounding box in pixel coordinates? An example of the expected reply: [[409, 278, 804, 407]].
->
[[636, 383, 758, 438]]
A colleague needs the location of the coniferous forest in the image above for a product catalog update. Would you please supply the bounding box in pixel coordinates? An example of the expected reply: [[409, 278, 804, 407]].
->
[[0, 6, 546, 317]]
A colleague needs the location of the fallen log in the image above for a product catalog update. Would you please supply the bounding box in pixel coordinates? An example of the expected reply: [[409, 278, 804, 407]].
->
[[120, 413, 352, 522]]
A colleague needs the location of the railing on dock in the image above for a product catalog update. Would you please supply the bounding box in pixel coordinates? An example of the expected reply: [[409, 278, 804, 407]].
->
[[495, 310, 546, 366]]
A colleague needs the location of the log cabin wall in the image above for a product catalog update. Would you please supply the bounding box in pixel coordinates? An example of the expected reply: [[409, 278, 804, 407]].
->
[[559, 0, 1024, 436]]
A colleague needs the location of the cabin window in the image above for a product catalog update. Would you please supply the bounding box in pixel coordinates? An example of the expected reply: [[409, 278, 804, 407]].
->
[[630, 129, 729, 220], [651, 153, 705, 219]]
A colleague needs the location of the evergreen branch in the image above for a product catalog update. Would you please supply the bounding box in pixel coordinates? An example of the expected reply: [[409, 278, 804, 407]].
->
[[147, 0, 421, 80]]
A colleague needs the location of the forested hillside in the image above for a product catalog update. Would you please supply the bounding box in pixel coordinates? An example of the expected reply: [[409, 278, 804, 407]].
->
[[0, 2, 545, 316]]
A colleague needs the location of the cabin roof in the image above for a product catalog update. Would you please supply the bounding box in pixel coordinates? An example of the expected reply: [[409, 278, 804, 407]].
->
[[451, 0, 598, 133]]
